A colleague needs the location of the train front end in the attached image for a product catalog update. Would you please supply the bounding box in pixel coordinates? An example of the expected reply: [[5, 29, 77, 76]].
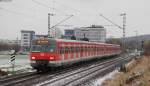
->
[[30, 38, 59, 71]]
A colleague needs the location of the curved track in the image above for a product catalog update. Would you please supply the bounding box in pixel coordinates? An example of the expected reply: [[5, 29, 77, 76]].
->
[[37, 55, 130, 86], [0, 55, 134, 86]]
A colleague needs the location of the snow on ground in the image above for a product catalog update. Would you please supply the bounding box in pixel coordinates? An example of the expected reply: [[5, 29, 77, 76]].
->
[[94, 70, 119, 86], [0, 55, 33, 74]]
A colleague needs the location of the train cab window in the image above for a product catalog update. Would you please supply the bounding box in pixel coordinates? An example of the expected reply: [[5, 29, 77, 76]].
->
[[31, 39, 56, 52]]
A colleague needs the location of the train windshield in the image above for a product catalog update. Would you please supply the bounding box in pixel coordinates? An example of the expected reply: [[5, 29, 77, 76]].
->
[[31, 45, 55, 52], [31, 39, 56, 52]]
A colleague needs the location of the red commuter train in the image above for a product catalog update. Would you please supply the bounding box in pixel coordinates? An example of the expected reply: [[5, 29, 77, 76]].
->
[[29, 38, 121, 71]]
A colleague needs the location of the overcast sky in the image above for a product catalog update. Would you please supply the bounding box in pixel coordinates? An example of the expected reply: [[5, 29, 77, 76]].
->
[[0, 0, 150, 40]]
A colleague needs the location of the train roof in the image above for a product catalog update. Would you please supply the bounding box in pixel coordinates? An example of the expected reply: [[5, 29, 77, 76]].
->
[[55, 39, 120, 46], [33, 38, 120, 47]]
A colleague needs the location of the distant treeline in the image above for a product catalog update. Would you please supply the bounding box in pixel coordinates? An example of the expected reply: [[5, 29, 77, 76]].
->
[[144, 41, 150, 56], [106, 38, 150, 54], [0, 43, 20, 52]]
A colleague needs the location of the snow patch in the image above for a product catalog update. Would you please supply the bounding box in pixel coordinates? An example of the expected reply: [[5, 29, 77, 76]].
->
[[94, 69, 119, 86]]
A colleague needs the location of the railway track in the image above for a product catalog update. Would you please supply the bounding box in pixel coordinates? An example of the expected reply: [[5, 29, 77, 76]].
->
[[36, 55, 132, 86], [0, 55, 134, 86], [0, 72, 39, 86]]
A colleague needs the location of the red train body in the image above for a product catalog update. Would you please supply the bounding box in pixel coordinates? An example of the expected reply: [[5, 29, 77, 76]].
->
[[29, 38, 121, 71]]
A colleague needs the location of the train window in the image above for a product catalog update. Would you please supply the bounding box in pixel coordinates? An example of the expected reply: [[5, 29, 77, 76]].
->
[[72, 47, 74, 52], [60, 47, 61, 54], [60, 47, 63, 54], [78, 47, 80, 52], [69, 47, 71, 53], [85, 47, 87, 52], [76, 47, 78, 52], [64, 47, 66, 54], [64, 47, 66, 53], [72, 47, 74, 53], [77, 47, 79, 52], [81, 47, 83, 52], [68, 47, 70, 53], [62, 47, 65, 54], [59, 48, 61, 54], [65, 47, 68, 53]]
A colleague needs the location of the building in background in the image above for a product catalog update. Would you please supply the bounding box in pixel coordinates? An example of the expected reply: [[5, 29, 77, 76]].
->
[[0, 39, 20, 45], [50, 27, 63, 38], [74, 25, 106, 42], [64, 29, 75, 39], [20, 30, 35, 51], [34, 35, 48, 39]]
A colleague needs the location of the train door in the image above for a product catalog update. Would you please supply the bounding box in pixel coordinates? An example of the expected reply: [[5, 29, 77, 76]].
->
[[87, 46, 89, 56], [68, 46, 71, 60], [89, 46, 91, 56], [70, 46, 74, 59], [86, 46, 88, 57], [78, 45, 80, 58], [81, 45, 83, 58], [94, 45, 96, 56], [57, 42, 61, 61], [60, 43, 65, 62], [99, 46, 101, 56], [82, 45, 85, 57], [73, 44, 76, 59], [64, 46, 68, 60], [96, 45, 98, 56], [76, 46, 79, 58], [92, 46, 94, 56]]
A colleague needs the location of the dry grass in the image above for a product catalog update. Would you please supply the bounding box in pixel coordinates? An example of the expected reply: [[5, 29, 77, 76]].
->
[[102, 56, 150, 86]]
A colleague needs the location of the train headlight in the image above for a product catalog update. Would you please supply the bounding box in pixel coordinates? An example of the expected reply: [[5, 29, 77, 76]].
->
[[49, 56, 54, 60], [31, 57, 36, 59]]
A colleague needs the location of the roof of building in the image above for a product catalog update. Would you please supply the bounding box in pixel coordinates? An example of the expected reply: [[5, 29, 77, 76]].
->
[[21, 30, 35, 33], [35, 35, 48, 37], [86, 25, 104, 28]]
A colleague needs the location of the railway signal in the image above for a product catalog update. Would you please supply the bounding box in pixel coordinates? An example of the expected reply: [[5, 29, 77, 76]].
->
[[10, 50, 16, 74]]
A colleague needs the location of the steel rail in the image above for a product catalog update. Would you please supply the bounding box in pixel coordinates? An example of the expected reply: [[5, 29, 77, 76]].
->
[[0, 55, 132, 86], [37, 56, 130, 86], [0, 72, 36, 84]]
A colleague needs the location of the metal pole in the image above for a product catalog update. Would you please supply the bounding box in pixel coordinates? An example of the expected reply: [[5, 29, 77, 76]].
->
[[48, 13, 50, 37], [99, 13, 127, 52], [48, 13, 55, 37], [134, 30, 138, 50], [120, 13, 126, 52]]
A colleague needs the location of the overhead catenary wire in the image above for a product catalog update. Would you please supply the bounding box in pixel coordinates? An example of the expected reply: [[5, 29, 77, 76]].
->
[[99, 14, 123, 29], [32, 0, 69, 15], [53, 1, 100, 24], [32, 0, 98, 26], [50, 15, 74, 30], [0, 6, 34, 18]]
